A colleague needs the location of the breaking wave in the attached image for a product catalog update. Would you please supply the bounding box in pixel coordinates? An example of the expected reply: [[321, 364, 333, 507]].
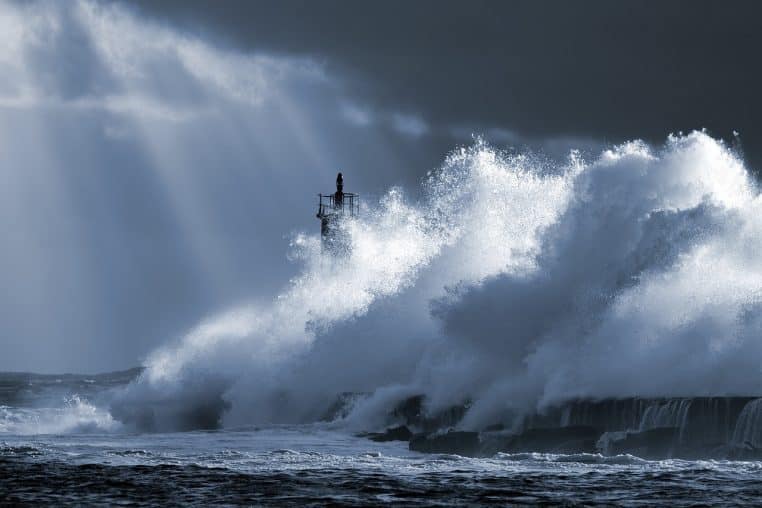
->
[[112, 131, 762, 432], [1, 395, 119, 435]]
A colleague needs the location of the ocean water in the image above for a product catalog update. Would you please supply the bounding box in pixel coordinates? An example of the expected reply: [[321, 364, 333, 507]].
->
[[6, 424, 762, 505], [2, 373, 762, 506]]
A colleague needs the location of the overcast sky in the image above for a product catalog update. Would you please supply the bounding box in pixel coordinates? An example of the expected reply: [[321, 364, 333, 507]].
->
[[132, 0, 762, 164], [1, 0, 761, 373]]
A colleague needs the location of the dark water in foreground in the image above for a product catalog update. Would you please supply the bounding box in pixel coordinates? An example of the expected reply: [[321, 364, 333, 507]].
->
[[5, 428, 762, 506], [3, 372, 762, 506]]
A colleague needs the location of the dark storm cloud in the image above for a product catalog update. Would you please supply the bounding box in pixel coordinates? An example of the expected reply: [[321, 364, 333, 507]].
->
[[127, 0, 762, 169]]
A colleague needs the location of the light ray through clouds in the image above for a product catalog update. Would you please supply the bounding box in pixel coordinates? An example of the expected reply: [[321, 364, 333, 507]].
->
[[0, 0, 401, 372]]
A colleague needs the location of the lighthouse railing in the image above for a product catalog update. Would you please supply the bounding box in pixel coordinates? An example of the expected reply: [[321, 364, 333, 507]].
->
[[317, 192, 359, 217]]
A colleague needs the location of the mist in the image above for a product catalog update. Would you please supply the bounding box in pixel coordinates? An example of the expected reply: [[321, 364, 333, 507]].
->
[[108, 128, 762, 433], [0, 0, 450, 373]]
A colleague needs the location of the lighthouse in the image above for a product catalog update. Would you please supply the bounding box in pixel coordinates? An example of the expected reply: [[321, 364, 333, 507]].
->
[[316, 172, 359, 253]]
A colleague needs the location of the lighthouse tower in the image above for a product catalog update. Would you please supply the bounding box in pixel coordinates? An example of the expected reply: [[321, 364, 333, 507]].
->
[[316, 172, 359, 253]]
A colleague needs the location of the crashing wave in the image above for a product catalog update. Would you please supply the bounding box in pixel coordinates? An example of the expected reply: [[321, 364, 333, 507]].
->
[[111, 132, 762, 441], [1, 395, 119, 435]]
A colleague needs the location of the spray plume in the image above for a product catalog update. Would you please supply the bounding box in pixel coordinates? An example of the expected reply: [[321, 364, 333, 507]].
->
[[112, 132, 762, 432]]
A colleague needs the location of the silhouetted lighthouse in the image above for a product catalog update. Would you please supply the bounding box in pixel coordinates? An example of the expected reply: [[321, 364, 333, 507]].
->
[[316, 172, 359, 253]]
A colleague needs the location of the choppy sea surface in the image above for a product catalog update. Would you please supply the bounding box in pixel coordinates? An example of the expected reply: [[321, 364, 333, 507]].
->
[[3, 372, 762, 506], [6, 428, 762, 506]]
